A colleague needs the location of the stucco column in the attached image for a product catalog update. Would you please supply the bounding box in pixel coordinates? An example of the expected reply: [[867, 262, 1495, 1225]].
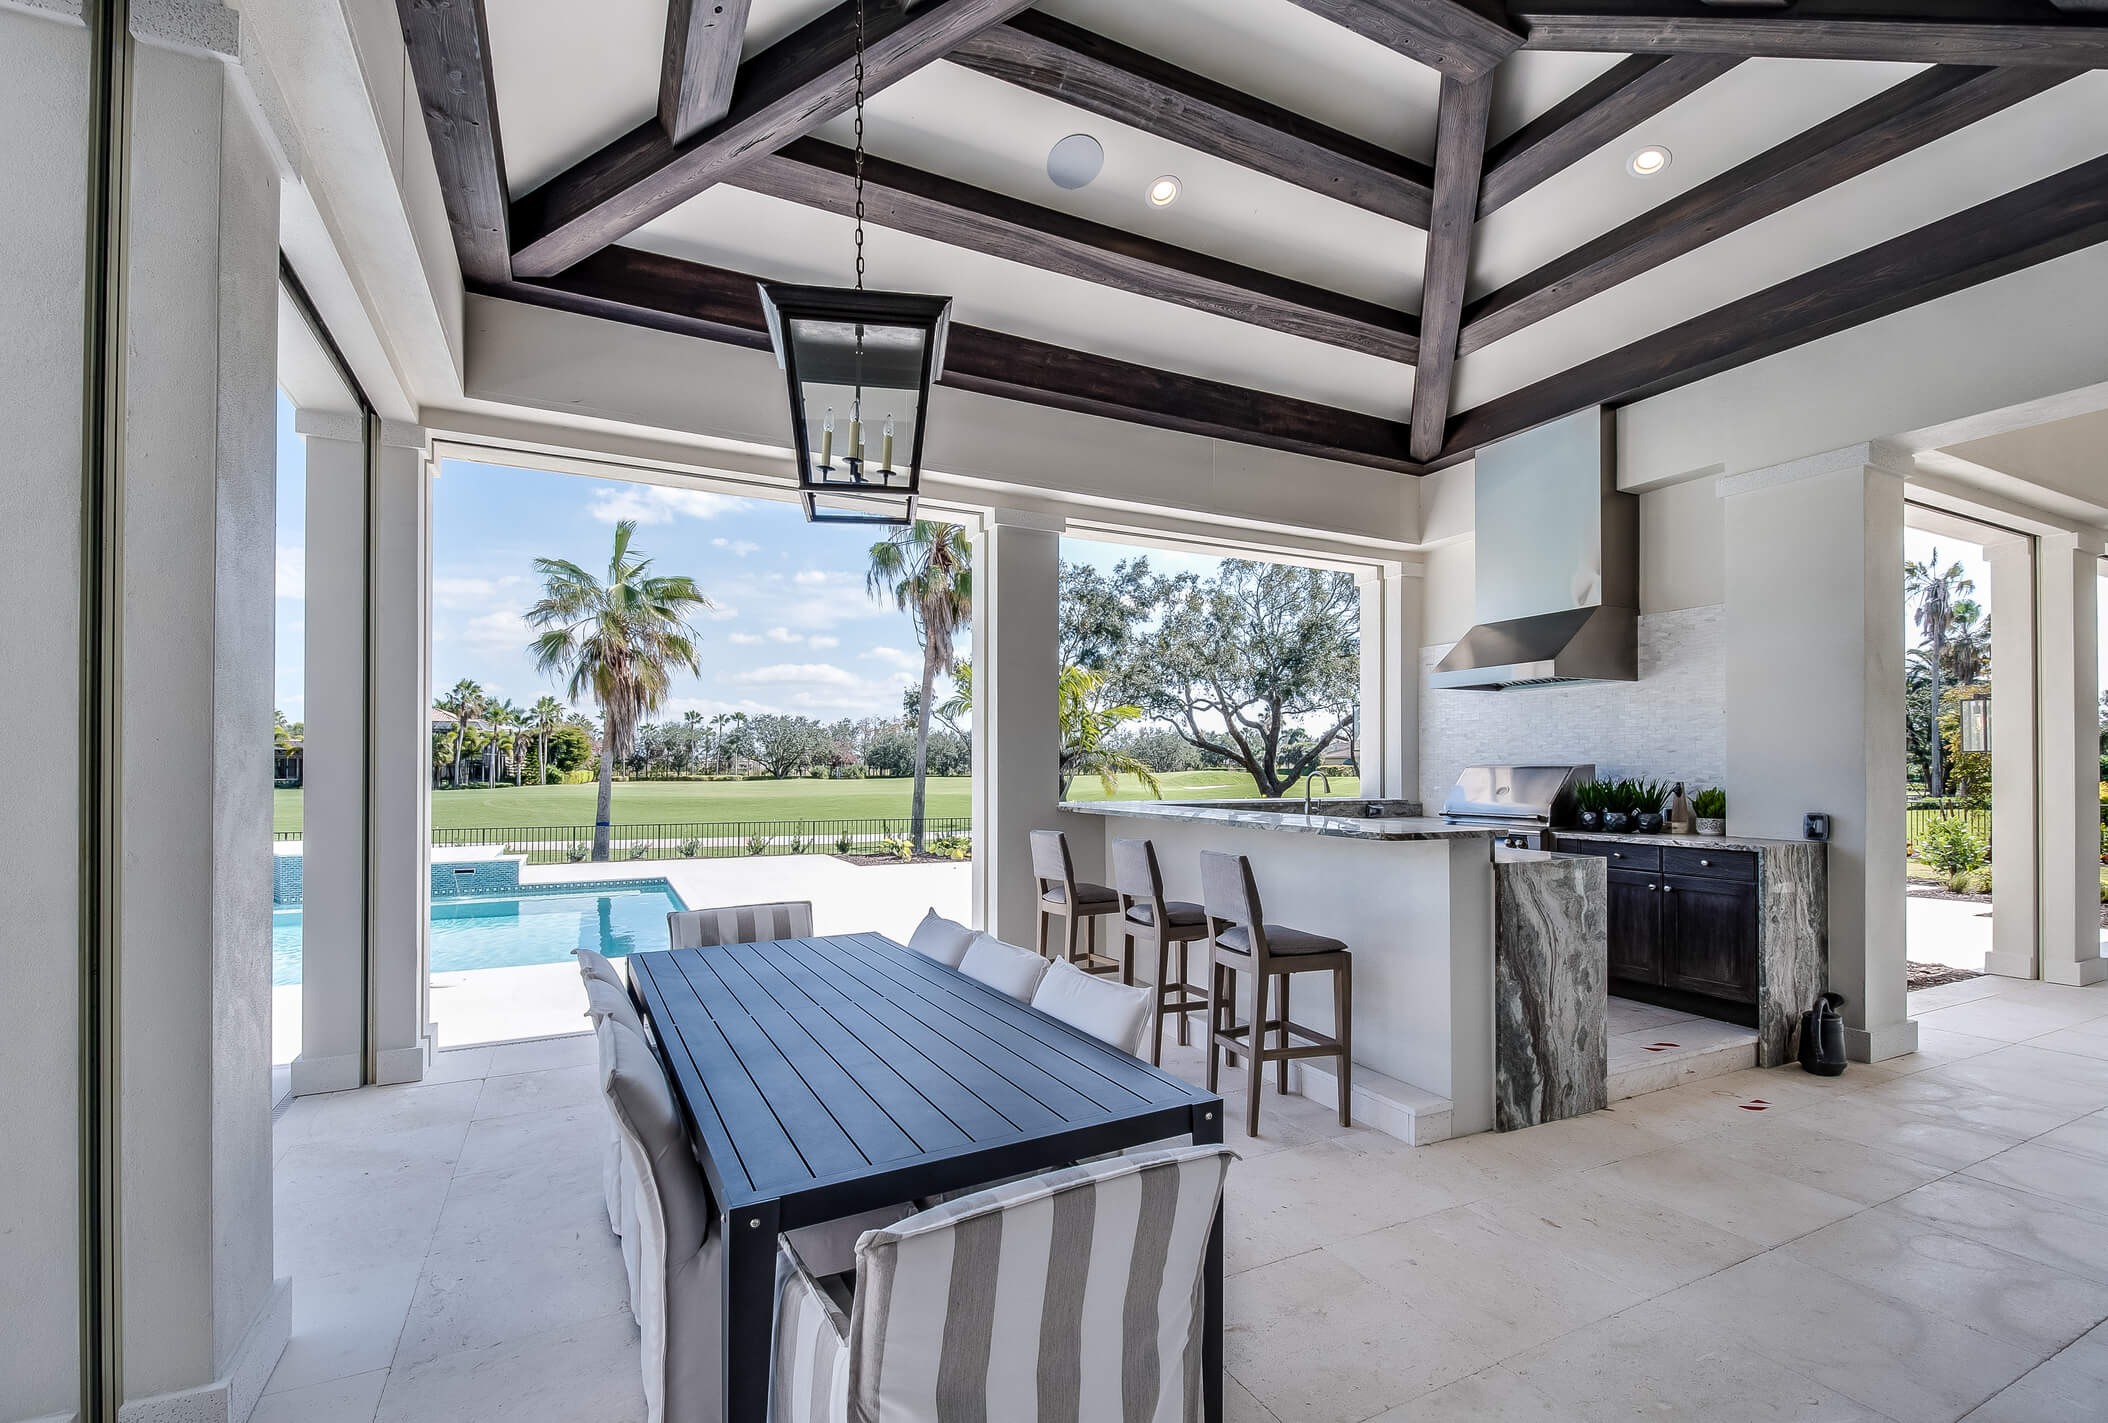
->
[[1722, 445, 1915, 1061], [113, 13, 292, 1415], [2037, 536, 2106, 986], [971, 511, 1066, 946], [1983, 533, 2039, 979], [293, 414, 368, 1095], [1357, 563, 1419, 801]]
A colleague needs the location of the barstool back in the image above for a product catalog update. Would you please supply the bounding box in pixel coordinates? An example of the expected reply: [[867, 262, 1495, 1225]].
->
[[1199, 850, 1265, 952], [1029, 828, 1076, 899], [1110, 837, 1166, 916]]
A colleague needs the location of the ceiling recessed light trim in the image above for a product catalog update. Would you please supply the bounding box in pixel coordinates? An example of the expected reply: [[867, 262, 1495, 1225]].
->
[[1627, 146, 1672, 178], [1148, 175, 1182, 207]]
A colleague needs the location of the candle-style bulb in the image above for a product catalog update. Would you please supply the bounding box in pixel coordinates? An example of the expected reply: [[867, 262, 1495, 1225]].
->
[[819, 408, 834, 469], [881, 415, 896, 474]]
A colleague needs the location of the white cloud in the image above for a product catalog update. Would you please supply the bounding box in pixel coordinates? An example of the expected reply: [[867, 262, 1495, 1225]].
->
[[712, 538, 761, 556], [276, 544, 304, 600], [807, 635, 839, 650], [765, 627, 802, 644], [588, 484, 734, 525], [462, 609, 531, 652], [792, 569, 837, 586], [432, 573, 530, 609], [732, 663, 865, 689], [698, 602, 740, 622], [860, 646, 917, 667], [728, 632, 764, 645], [704, 569, 891, 632]]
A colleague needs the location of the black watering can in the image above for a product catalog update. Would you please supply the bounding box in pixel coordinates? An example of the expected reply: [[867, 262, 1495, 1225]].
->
[[1798, 992, 1848, 1076]]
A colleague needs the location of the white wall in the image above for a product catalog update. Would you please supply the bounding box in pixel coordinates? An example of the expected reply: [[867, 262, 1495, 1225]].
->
[[0, 7, 87, 1416]]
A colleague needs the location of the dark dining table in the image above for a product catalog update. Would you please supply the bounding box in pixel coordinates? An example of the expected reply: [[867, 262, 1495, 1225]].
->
[[627, 931, 1227, 1423]]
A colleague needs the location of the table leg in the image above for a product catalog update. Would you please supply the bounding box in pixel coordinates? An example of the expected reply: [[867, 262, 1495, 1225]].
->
[[1193, 1103, 1225, 1423], [723, 1199, 780, 1423]]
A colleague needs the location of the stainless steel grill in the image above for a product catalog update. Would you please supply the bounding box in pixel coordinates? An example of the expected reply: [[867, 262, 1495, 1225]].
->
[[1438, 764, 1594, 830]]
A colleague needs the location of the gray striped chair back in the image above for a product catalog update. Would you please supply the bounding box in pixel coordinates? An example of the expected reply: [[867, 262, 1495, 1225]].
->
[[667, 900, 814, 949], [841, 1144, 1232, 1422]]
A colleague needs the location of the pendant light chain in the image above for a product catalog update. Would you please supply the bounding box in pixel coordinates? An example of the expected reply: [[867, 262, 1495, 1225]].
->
[[852, 0, 866, 292]]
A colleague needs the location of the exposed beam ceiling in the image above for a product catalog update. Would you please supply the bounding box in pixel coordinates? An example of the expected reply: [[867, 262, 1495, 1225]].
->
[[1512, 1, 2108, 66], [730, 139, 1422, 363], [1477, 54, 1741, 216], [946, 13, 1434, 226], [482, 246, 1421, 472], [397, 0, 509, 284], [1284, 0, 1524, 79], [510, 0, 1037, 277], [660, 0, 754, 141], [1440, 150, 2108, 460], [1459, 62, 2080, 356], [1409, 75, 1494, 462]]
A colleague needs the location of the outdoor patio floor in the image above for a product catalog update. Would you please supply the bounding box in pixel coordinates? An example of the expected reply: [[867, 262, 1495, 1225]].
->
[[265, 970, 2108, 1423]]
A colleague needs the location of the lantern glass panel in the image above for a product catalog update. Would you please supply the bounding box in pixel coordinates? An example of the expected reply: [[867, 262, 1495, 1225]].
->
[[1958, 695, 1990, 754], [788, 316, 926, 496]]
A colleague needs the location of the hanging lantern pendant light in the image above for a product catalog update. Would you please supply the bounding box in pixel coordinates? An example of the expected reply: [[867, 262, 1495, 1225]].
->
[[761, 0, 952, 525]]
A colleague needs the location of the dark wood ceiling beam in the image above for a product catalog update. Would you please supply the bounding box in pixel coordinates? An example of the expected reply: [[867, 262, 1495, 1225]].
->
[[1283, 0, 1524, 79], [1439, 150, 2108, 461], [398, 0, 510, 284], [660, 0, 755, 140], [1459, 63, 2079, 356], [1478, 53, 1741, 216], [509, 0, 1037, 278], [731, 139, 1421, 363], [946, 13, 1434, 226], [1512, 1, 2108, 66], [1409, 75, 1494, 463], [476, 246, 1421, 473]]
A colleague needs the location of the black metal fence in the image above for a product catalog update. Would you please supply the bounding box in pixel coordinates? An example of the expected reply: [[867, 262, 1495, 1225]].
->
[[356, 816, 978, 864], [1905, 802, 1992, 858]]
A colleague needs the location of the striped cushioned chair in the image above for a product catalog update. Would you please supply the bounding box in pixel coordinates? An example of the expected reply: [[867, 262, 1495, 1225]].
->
[[667, 901, 815, 950], [770, 1144, 1234, 1423]]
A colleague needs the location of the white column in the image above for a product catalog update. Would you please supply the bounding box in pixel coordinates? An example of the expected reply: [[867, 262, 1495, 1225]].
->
[[971, 511, 1065, 946], [116, 19, 290, 1413], [1722, 446, 1915, 1061], [2038, 536, 2106, 986], [293, 413, 369, 1095], [1983, 534, 2039, 979], [1357, 563, 1419, 801], [373, 426, 435, 1078]]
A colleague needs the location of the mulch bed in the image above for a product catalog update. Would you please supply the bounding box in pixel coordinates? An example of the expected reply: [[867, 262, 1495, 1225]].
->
[[1906, 884, 1992, 905], [832, 852, 971, 868], [1908, 961, 1983, 991]]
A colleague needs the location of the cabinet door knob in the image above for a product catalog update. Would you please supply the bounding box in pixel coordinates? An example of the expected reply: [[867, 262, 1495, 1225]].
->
[[1699, 859, 1711, 867], [1611, 852, 1623, 859], [1665, 885, 1676, 893], [1648, 883, 1657, 891]]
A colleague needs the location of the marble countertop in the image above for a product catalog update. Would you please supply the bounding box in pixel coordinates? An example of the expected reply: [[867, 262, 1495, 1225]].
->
[[1060, 800, 1498, 841], [1548, 830, 1822, 853]]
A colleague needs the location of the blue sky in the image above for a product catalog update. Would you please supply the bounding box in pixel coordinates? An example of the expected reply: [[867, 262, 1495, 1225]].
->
[[271, 390, 2108, 725]]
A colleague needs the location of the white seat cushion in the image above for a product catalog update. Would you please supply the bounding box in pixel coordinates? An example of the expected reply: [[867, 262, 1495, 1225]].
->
[[905, 909, 976, 968], [1030, 958, 1154, 1055], [957, 932, 1050, 1001]]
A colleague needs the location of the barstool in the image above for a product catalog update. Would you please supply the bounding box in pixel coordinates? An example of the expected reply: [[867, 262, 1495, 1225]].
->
[[1110, 838, 1212, 1065], [1198, 850, 1353, 1137], [1031, 829, 1124, 976]]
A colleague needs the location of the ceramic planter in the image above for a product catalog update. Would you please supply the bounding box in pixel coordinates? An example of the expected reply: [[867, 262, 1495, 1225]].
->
[[1696, 817, 1726, 837], [1636, 812, 1665, 834], [1601, 811, 1632, 833], [1577, 810, 1602, 831]]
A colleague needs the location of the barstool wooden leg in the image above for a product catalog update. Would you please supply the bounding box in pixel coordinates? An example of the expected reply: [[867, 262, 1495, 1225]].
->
[[1276, 973, 1291, 1094], [1063, 911, 1080, 966], [1175, 941, 1191, 1046], [1334, 960, 1353, 1128], [1245, 970, 1269, 1138], [1037, 910, 1051, 959], [1150, 937, 1169, 1066], [1204, 960, 1224, 1093], [1119, 923, 1135, 985]]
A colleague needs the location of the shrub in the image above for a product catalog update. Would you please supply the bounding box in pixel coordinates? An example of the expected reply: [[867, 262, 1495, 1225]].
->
[[836, 831, 855, 855], [1945, 868, 1991, 895], [1919, 814, 1987, 876], [930, 834, 971, 861], [565, 844, 588, 863], [628, 844, 649, 861], [680, 838, 701, 858], [746, 833, 772, 856], [878, 836, 915, 862], [788, 829, 808, 855]]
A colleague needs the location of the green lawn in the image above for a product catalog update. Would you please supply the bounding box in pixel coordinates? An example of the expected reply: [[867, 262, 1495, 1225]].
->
[[271, 768, 1360, 834]]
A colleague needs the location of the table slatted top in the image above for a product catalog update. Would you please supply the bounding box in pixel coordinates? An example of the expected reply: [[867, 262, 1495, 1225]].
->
[[628, 933, 1217, 1217]]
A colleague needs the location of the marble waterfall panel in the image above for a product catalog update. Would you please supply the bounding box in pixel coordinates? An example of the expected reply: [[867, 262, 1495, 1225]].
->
[[1493, 854, 1608, 1130]]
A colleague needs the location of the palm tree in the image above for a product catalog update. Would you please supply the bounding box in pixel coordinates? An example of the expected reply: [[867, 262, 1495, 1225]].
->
[[1947, 599, 1989, 688], [437, 678, 486, 788], [1056, 666, 1162, 799], [1905, 550, 1974, 799], [490, 699, 527, 786], [867, 522, 972, 852], [530, 695, 565, 784], [526, 520, 710, 861]]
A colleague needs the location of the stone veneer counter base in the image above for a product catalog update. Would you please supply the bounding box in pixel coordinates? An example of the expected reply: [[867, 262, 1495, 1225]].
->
[[1492, 851, 1609, 1130]]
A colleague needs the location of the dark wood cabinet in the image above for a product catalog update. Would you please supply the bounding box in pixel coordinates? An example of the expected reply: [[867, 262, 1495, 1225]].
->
[[1606, 868, 1665, 985], [1554, 835, 1762, 1018]]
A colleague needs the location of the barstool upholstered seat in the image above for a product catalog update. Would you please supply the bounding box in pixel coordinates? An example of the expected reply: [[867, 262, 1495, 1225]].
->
[[1215, 924, 1346, 956], [1124, 899, 1206, 929]]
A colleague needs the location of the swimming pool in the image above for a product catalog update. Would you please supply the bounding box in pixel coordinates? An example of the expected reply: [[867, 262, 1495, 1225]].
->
[[271, 879, 687, 987]]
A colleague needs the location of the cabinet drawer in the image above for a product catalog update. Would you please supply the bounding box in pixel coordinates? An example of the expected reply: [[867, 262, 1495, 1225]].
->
[[1663, 846, 1755, 882], [1557, 837, 1661, 871]]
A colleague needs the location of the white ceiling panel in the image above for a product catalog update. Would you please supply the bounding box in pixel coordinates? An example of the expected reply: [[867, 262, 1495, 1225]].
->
[[744, 0, 838, 58], [1040, 0, 1443, 160], [1452, 72, 2108, 412], [1470, 58, 1922, 300], [489, 0, 662, 196], [808, 63, 1425, 307], [1486, 49, 1630, 148], [628, 187, 1415, 417]]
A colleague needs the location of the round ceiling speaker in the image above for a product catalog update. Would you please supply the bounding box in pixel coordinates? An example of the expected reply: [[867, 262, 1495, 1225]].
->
[[1047, 133, 1105, 190]]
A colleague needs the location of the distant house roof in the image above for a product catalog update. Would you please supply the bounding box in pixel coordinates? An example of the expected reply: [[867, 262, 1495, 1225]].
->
[[432, 708, 460, 726]]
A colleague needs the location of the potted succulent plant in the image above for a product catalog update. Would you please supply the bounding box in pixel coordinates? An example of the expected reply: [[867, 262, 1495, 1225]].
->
[[1692, 786, 1726, 836], [1633, 779, 1672, 835], [1573, 779, 1608, 831], [1600, 778, 1636, 834]]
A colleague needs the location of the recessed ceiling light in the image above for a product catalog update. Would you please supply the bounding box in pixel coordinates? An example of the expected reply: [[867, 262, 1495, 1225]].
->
[[1047, 133, 1104, 191], [1627, 146, 1672, 177], [1148, 175, 1182, 207]]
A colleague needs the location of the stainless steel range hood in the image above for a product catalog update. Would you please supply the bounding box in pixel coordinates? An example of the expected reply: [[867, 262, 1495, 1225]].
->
[[1430, 406, 1638, 691]]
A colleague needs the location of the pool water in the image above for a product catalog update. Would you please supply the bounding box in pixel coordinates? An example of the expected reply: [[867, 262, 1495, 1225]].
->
[[272, 881, 687, 987]]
